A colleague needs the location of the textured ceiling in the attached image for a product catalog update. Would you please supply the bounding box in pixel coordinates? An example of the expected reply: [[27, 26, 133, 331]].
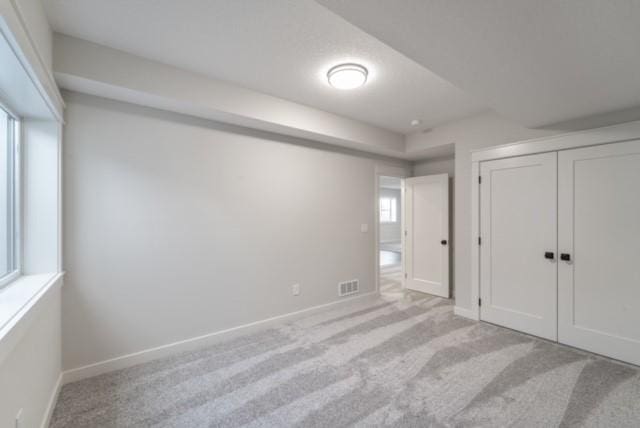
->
[[43, 0, 485, 134], [318, 0, 640, 129]]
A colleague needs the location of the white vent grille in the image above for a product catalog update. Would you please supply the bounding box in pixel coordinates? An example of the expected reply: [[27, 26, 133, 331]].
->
[[338, 279, 359, 297]]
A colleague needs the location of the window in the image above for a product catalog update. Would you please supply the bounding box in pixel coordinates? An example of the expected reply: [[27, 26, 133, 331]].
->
[[379, 197, 397, 223], [0, 106, 19, 287]]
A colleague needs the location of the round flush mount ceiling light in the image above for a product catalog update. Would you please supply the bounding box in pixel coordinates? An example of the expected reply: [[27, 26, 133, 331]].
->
[[327, 63, 368, 90]]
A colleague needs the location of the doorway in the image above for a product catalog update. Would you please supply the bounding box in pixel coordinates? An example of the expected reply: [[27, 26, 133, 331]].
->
[[378, 176, 404, 294]]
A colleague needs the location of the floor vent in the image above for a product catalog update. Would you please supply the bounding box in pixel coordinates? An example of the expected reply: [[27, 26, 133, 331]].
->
[[338, 279, 359, 297]]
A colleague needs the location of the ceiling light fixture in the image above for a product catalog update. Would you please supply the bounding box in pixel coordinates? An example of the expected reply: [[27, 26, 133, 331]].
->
[[327, 63, 368, 90], [410, 119, 422, 127]]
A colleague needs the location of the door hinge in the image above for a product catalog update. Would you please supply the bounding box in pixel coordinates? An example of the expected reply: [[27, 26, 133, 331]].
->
[[404, 273, 407, 279], [478, 236, 482, 245], [404, 230, 407, 236], [478, 176, 482, 184], [478, 298, 482, 307]]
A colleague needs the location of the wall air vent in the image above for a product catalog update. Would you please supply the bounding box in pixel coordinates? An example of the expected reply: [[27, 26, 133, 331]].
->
[[338, 279, 359, 297]]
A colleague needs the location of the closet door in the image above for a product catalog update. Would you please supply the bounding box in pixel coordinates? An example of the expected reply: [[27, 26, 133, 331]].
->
[[480, 153, 557, 340], [558, 140, 640, 365]]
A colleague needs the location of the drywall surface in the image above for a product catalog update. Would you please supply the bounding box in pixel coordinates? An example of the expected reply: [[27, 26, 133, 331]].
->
[[411, 113, 558, 309], [0, 287, 61, 428], [413, 156, 455, 177], [53, 34, 405, 158], [62, 92, 408, 370], [10, 0, 53, 69]]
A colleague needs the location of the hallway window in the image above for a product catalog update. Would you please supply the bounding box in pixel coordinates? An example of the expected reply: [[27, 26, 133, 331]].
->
[[380, 197, 397, 223]]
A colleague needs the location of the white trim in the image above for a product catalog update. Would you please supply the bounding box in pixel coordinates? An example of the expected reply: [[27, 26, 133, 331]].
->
[[469, 160, 480, 319], [0, 113, 20, 288], [471, 119, 640, 162], [57, 122, 63, 272], [40, 372, 63, 428], [470, 119, 640, 332], [454, 306, 479, 321], [62, 291, 379, 384], [1, 2, 65, 122]]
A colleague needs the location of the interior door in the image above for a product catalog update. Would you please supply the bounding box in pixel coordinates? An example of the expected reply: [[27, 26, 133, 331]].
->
[[558, 140, 640, 366], [480, 153, 557, 340], [404, 174, 449, 297]]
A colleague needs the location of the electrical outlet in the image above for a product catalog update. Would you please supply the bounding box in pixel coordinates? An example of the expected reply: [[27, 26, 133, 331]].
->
[[292, 283, 300, 296], [15, 408, 23, 428]]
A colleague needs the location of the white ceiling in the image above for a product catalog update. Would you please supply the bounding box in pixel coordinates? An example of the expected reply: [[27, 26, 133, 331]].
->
[[317, 0, 640, 129], [42, 0, 485, 134]]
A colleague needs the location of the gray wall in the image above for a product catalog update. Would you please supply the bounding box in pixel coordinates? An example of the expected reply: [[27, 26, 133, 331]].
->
[[0, 288, 61, 428], [413, 157, 454, 177], [62, 92, 408, 370]]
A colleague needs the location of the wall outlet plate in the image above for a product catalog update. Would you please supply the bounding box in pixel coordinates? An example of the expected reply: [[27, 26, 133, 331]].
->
[[292, 283, 300, 296]]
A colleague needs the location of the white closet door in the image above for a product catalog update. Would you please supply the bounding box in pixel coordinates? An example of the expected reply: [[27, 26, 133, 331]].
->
[[558, 140, 640, 365], [480, 153, 557, 340], [405, 174, 449, 297]]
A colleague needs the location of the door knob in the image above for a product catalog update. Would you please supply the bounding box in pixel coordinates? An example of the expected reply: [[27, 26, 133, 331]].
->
[[441, 240, 448, 245], [560, 253, 571, 262], [544, 252, 555, 260]]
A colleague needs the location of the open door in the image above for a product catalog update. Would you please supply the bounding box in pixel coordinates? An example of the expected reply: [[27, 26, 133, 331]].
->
[[404, 174, 449, 297]]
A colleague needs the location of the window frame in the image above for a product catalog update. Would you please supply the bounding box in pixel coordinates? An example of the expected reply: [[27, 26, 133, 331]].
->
[[379, 196, 398, 224], [0, 102, 21, 289]]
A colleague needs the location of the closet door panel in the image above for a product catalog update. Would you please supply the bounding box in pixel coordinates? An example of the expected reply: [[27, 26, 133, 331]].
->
[[558, 140, 640, 365], [480, 152, 557, 340]]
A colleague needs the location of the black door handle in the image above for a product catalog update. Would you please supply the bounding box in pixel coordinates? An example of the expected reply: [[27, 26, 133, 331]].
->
[[560, 253, 571, 262], [441, 240, 447, 245], [544, 252, 555, 260]]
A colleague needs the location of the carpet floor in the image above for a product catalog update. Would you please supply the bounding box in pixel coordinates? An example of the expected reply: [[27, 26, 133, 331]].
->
[[50, 291, 640, 427], [379, 264, 403, 294]]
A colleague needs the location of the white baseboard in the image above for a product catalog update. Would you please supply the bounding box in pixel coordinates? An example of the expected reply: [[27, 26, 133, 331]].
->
[[454, 305, 479, 321], [41, 372, 63, 428], [62, 291, 379, 385]]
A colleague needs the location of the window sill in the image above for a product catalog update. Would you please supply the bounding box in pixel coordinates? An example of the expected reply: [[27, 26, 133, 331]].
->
[[0, 272, 64, 364]]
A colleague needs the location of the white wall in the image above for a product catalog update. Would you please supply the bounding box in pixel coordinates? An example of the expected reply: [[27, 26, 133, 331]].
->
[[62, 91, 409, 371], [0, 2, 63, 427], [410, 113, 559, 309], [10, 0, 53, 69], [0, 286, 61, 428], [23, 119, 62, 274], [379, 188, 401, 243], [413, 156, 455, 177]]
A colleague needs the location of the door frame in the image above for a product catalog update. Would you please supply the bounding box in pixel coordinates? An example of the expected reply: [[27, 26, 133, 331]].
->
[[466, 120, 640, 321], [374, 165, 408, 293]]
